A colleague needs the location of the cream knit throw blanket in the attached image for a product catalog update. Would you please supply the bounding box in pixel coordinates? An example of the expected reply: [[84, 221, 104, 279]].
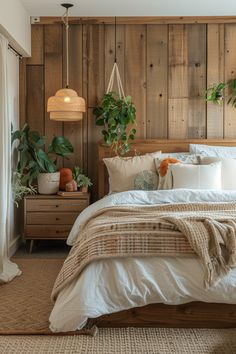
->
[[52, 202, 236, 301]]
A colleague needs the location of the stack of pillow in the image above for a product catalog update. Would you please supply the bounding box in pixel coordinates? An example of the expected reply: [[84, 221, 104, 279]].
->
[[103, 144, 236, 194]]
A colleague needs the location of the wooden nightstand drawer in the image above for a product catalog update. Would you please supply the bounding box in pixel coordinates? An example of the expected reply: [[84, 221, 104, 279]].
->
[[25, 225, 72, 239], [26, 198, 88, 212], [26, 212, 78, 225], [24, 193, 90, 252]]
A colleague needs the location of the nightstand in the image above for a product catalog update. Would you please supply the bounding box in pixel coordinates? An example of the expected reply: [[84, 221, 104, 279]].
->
[[24, 193, 90, 252]]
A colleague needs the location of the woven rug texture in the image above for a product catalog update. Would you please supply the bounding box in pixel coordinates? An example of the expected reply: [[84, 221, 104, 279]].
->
[[1, 327, 236, 354], [0, 258, 64, 334]]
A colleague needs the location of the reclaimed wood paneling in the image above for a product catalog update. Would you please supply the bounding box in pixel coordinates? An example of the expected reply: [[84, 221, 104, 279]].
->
[[26, 65, 44, 134], [224, 24, 236, 138], [146, 25, 168, 138], [19, 19, 236, 199], [63, 25, 84, 169], [207, 24, 225, 138], [44, 25, 63, 144], [26, 25, 44, 65], [125, 25, 146, 138]]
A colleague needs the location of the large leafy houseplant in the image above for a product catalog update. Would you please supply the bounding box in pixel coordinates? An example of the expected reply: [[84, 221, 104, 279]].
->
[[93, 92, 137, 155], [11, 124, 73, 186]]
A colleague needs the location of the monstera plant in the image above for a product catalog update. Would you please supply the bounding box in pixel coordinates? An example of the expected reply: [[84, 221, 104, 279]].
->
[[11, 124, 73, 194], [93, 92, 137, 155]]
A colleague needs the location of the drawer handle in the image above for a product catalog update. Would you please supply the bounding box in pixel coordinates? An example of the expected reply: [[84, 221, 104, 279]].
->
[[56, 218, 59, 221], [55, 205, 59, 208], [56, 230, 59, 234]]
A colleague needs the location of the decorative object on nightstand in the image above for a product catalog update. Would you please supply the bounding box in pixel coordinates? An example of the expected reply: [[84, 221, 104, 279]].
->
[[24, 193, 90, 253], [72, 166, 93, 193], [11, 124, 74, 196]]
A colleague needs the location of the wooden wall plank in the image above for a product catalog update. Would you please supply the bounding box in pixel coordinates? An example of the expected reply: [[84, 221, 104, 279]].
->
[[87, 25, 105, 200], [87, 24, 105, 107], [26, 66, 44, 134], [168, 25, 188, 138], [146, 25, 168, 138], [26, 25, 44, 65], [125, 25, 146, 138], [207, 24, 225, 138], [44, 25, 63, 143], [187, 24, 206, 138], [62, 25, 84, 169], [224, 24, 236, 138]]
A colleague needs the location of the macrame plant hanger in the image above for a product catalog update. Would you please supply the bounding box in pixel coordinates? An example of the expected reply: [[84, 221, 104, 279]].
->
[[106, 17, 125, 100]]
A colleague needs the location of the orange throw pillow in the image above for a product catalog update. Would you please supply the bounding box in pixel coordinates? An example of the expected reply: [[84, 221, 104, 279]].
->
[[59, 168, 73, 190], [159, 158, 181, 177]]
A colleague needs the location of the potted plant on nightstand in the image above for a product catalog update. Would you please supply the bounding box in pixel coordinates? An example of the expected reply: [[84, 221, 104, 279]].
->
[[72, 167, 93, 193], [11, 124, 74, 195]]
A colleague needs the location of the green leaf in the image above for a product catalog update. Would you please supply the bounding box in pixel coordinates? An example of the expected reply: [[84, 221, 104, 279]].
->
[[96, 119, 105, 126]]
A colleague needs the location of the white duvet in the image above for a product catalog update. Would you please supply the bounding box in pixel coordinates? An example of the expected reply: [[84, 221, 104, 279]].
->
[[49, 189, 236, 332]]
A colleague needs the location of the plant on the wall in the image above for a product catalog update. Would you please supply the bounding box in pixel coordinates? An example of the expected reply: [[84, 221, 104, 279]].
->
[[206, 79, 236, 107], [93, 92, 137, 155], [206, 83, 226, 104], [11, 124, 74, 185]]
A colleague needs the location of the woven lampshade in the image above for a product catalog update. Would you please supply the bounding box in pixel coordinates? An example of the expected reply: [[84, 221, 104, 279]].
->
[[47, 88, 86, 121]]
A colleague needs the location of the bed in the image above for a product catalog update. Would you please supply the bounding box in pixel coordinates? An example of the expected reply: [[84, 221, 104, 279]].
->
[[49, 139, 236, 332]]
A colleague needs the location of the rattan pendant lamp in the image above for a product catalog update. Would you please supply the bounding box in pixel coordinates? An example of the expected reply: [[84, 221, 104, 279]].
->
[[47, 3, 85, 121]]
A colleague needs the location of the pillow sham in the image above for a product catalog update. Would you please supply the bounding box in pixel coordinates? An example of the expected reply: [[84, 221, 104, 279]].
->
[[134, 170, 158, 190], [200, 156, 236, 190], [190, 144, 236, 158], [103, 151, 161, 194], [155, 154, 200, 190], [170, 162, 222, 190]]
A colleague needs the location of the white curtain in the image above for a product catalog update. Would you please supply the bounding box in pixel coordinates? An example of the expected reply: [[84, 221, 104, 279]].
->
[[0, 34, 21, 283]]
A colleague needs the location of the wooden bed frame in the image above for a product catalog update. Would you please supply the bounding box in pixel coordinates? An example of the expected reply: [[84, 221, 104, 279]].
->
[[92, 139, 236, 328]]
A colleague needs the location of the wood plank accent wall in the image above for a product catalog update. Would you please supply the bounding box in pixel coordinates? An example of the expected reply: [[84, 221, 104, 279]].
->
[[20, 20, 236, 199]]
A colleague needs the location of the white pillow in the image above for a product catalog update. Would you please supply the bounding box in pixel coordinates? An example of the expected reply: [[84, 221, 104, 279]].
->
[[190, 144, 236, 158], [170, 162, 222, 190], [200, 157, 236, 190], [103, 151, 161, 194], [155, 154, 200, 190]]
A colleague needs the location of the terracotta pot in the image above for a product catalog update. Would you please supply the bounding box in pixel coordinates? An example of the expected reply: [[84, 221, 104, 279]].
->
[[80, 186, 88, 193], [37, 172, 60, 194]]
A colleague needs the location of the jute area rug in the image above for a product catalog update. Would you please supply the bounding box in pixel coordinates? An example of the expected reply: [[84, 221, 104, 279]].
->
[[1, 259, 236, 354]]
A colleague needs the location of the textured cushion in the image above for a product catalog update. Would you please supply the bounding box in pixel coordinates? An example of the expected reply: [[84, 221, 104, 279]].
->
[[104, 151, 161, 194], [200, 156, 236, 190], [190, 144, 236, 158], [155, 154, 200, 190], [134, 170, 158, 190], [170, 162, 222, 190]]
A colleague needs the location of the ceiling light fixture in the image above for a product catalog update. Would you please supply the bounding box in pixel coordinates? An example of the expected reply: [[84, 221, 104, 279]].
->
[[47, 3, 86, 121]]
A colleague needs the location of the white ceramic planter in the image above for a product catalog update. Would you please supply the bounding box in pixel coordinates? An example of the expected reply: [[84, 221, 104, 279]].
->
[[37, 172, 60, 195]]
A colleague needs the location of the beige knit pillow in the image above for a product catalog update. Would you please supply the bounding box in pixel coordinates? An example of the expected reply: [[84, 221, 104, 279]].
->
[[103, 151, 161, 194]]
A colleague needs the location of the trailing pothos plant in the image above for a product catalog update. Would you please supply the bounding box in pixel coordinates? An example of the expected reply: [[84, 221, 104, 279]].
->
[[206, 79, 236, 106], [93, 92, 137, 155], [11, 124, 73, 185]]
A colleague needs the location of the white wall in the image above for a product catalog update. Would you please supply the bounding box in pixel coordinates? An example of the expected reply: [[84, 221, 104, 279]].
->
[[8, 49, 21, 256], [22, 0, 236, 16], [0, 0, 31, 56]]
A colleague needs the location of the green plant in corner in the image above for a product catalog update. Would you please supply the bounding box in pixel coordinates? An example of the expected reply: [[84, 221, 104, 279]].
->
[[11, 123, 74, 185], [93, 92, 137, 155], [206, 82, 226, 104], [12, 171, 36, 207]]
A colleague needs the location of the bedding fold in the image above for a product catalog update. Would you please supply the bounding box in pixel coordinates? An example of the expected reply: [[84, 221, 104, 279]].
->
[[52, 202, 236, 301]]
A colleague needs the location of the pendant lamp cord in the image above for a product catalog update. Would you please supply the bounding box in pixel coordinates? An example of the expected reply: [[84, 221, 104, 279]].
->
[[62, 9, 69, 88], [114, 16, 117, 63]]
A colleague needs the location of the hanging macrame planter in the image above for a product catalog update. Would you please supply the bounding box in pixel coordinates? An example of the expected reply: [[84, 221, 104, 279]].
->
[[106, 62, 126, 99], [93, 18, 136, 155]]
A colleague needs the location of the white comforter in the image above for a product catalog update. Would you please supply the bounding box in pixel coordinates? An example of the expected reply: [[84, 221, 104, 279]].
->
[[49, 189, 236, 332]]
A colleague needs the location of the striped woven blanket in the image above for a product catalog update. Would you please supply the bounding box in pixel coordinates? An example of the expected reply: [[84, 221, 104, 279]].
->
[[51, 202, 236, 301]]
